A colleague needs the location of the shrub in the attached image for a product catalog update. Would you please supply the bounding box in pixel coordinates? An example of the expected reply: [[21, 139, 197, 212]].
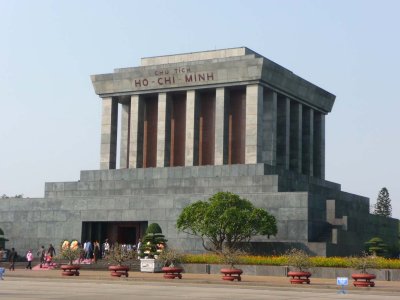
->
[[349, 252, 379, 274], [158, 248, 183, 267], [365, 237, 388, 256], [105, 243, 136, 266], [140, 223, 167, 258], [285, 248, 313, 272], [56, 240, 81, 265]]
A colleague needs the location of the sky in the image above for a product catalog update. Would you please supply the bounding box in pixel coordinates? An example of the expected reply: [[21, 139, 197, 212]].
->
[[0, 0, 399, 218]]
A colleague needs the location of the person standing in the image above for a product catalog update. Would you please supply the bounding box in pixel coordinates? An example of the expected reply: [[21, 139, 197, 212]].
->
[[37, 246, 46, 268], [102, 239, 110, 258], [25, 250, 33, 270], [0, 247, 4, 262], [84, 240, 93, 260], [47, 244, 56, 258], [93, 241, 100, 263], [137, 239, 142, 255], [0, 247, 4, 280], [8, 248, 17, 271]]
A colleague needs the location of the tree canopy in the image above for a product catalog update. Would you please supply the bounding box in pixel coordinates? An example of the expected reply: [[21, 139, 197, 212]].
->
[[373, 187, 392, 217], [365, 237, 387, 257], [176, 192, 277, 252]]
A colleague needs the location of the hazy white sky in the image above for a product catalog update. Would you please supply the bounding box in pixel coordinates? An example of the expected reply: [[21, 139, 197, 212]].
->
[[1, 0, 399, 217]]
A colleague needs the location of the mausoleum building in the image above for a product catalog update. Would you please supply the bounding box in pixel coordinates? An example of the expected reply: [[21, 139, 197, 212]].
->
[[0, 48, 398, 256]]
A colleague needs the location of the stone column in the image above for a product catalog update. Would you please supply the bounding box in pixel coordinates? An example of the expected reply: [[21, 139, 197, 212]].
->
[[214, 87, 226, 165], [289, 102, 302, 173], [302, 107, 314, 176], [314, 112, 325, 179], [119, 102, 130, 168], [245, 84, 263, 164], [277, 96, 290, 169], [100, 97, 118, 169], [156, 93, 167, 167], [128, 95, 140, 168], [185, 90, 196, 166], [263, 89, 277, 165]]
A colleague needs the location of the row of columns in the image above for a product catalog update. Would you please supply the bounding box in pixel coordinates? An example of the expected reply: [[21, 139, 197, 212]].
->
[[100, 85, 325, 179]]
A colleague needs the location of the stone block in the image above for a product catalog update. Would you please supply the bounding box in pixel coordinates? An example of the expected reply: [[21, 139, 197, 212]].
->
[[107, 210, 123, 221], [287, 220, 308, 240], [121, 209, 137, 220]]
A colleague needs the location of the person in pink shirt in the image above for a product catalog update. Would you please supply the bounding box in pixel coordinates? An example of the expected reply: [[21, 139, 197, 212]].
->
[[25, 250, 33, 270]]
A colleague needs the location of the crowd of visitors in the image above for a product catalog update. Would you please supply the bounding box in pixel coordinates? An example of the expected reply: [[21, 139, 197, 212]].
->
[[0, 238, 142, 273]]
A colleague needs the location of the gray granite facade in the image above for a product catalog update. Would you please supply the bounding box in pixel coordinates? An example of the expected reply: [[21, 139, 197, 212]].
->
[[0, 164, 398, 256], [0, 48, 398, 256]]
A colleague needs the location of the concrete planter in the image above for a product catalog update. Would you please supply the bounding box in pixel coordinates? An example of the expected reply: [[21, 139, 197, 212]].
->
[[220, 268, 242, 281], [140, 258, 163, 273], [287, 271, 311, 284], [352, 273, 376, 287], [60, 264, 80, 276], [109, 265, 129, 277], [162, 266, 183, 279], [181, 263, 400, 281]]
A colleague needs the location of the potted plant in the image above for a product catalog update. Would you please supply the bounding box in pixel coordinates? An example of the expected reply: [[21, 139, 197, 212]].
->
[[106, 243, 136, 277], [57, 240, 81, 276], [349, 252, 378, 287], [140, 223, 167, 272], [158, 248, 184, 279], [286, 248, 312, 284], [218, 247, 243, 281]]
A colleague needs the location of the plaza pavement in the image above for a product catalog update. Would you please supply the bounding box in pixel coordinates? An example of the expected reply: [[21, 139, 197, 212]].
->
[[1, 266, 400, 299]]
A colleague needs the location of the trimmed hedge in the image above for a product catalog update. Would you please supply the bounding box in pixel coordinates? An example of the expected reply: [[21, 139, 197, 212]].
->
[[182, 254, 400, 269]]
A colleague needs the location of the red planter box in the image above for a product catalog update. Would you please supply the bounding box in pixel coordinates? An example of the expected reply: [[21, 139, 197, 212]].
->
[[109, 265, 129, 277], [61, 265, 80, 276], [162, 266, 183, 279], [287, 271, 311, 284], [220, 268, 243, 281], [352, 273, 376, 287]]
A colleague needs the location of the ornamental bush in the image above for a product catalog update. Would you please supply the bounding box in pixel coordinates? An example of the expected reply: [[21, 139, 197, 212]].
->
[[177, 192, 277, 252], [57, 240, 81, 265], [139, 223, 167, 258]]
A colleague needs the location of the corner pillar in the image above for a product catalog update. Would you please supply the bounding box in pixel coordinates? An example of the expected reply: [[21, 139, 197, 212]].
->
[[302, 107, 314, 176], [100, 97, 118, 169], [119, 102, 131, 168], [314, 112, 325, 179]]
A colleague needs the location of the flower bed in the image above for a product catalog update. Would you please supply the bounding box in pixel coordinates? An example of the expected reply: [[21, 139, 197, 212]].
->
[[182, 254, 400, 269]]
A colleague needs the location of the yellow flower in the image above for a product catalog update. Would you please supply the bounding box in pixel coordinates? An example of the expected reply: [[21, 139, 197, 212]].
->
[[62, 240, 70, 249], [70, 241, 78, 250]]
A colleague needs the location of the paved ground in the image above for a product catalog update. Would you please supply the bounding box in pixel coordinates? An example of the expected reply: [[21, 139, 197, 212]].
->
[[1, 268, 400, 299]]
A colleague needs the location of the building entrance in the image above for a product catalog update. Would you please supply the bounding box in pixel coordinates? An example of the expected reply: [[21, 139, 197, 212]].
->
[[81, 221, 147, 245]]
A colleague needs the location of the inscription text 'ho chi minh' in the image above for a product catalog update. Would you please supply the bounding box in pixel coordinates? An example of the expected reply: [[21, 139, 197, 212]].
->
[[133, 67, 216, 88]]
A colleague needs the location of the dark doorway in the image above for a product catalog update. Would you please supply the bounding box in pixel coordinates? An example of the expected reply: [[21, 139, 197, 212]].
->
[[117, 226, 136, 244], [82, 221, 147, 245]]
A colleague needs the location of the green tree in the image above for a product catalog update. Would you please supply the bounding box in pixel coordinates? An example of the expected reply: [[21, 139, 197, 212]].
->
[[374, 187, 392, 217], [365, 237, 388, 256], [176, 192, 277, 252], [1, 194, 23, 198]]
